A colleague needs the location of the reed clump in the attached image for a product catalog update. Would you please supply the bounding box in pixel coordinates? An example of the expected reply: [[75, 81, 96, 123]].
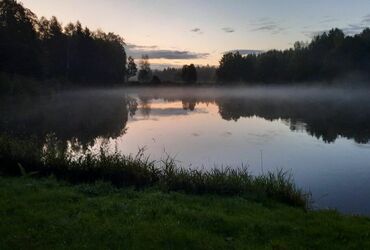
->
[[0, 134, 310, 208]]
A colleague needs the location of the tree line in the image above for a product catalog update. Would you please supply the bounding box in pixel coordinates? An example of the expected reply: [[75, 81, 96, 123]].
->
[[0, 0, 208, 86], [2, 0, 370, 87], [152, 65, 216, 83], [217, 28, 370, 83], [0, 0, 126, 84]]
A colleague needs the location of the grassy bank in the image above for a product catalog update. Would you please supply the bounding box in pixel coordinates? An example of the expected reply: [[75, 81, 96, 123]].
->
[[1, 135, 370, 248], [0, 176, 369, 249], [0, 135, 309, 208]]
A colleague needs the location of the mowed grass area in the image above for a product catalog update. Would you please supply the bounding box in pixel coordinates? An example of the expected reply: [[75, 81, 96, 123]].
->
[[1, 177, 369, 250]]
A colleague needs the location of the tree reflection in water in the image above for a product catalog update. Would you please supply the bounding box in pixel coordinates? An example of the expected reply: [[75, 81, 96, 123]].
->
[[1, 87, 370, 149]]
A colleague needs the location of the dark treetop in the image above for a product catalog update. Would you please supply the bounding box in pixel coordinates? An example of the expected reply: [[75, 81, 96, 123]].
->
[[0, 0, 127, 85]]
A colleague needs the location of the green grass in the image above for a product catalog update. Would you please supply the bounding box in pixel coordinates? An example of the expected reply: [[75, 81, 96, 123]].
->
[[2, 135, 368, 248], [0, 176, 369, 250]]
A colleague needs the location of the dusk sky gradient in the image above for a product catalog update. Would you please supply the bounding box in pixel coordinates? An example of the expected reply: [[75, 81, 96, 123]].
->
[[21, 0, 370, 68]]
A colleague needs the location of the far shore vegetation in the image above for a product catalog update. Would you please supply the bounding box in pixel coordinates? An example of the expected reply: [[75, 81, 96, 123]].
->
[[2, 0, 370, 96]]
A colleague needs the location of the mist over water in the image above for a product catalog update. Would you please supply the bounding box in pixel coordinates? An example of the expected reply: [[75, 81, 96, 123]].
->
[[1, 86, 370, 215]]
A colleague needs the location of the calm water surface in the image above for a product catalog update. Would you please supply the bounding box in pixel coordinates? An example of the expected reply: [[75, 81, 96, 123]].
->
[[2, 86, 370, 215]]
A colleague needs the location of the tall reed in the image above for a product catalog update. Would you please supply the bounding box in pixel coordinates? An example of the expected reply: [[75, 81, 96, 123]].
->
[[0, 134, 310, 208]]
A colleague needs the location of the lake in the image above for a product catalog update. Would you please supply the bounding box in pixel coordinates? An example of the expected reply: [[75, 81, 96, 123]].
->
[[2, 86, 370, 215]]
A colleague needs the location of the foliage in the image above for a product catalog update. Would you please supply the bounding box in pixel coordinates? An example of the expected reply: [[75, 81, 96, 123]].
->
[[181, 64, 197, 83], [0, 176, 370, 249], [0, 0, 127, 86], [138, 54, 152, 83], [126, 56, 137, 80], [153, 65, 216, 83], [0, 135, 309, 208], [217, 28, 370, 83], [217, 52, 246, 82], [0, 0, 40, 76], [150, 75, 161, 85]]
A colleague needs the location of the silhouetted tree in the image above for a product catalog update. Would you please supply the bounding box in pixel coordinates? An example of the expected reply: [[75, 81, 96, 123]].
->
[[216, 28, 370, 83], [38, 16, 66, 78], [181, 64, 197, 83], [0, 0, 41, 76], [151, 75, 161, 85], [138, 55, 152, 83], [126, 56, 137, 81], [0, 0, 127, 87], [216, 52, 245, 82], [152, 65, 216, 83]]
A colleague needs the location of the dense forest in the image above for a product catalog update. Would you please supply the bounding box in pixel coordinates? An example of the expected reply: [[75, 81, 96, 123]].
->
[[0, 0, 126, 85], [217, 28, 370, 83]]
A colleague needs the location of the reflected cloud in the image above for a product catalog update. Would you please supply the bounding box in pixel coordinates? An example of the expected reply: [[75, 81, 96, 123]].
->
[[221, 131, 232, 137]]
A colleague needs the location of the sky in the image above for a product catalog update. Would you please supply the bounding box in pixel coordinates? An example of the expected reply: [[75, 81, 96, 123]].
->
[[21, 0, 370, 69]]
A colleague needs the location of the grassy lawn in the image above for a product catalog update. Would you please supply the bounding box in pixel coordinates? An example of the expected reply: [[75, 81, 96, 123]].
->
[[0, 177, 369, 249]]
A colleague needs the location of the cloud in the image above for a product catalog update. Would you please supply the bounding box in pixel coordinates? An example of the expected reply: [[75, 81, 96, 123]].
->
[[222, 27, 235, 33], [342, 24, 366, 35], [302, 29, 326, 39], [253, 24, 277, 31], [252, 24, 285, 34], [303, 23, 368, 38], [141, 50, 209, 59], [340, 15, 370, 35], [319, 16, 338, 24], [225, 49, 264, 55], [361, 14, 370, 24], [249, 18, 286, 35], [126, 44, 209, 60], [303, 14, 370, 38], [190, 27, 203, 34], [126, 43, 158, 50]]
